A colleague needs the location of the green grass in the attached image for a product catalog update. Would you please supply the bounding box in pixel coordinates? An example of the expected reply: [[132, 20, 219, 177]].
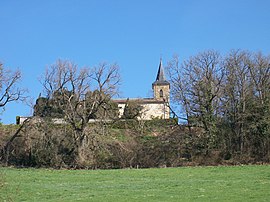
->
[[0, 165, 270, 201]]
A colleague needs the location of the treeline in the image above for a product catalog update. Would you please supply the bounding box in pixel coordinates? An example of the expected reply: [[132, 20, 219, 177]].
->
[[167, 50, 270, 162]]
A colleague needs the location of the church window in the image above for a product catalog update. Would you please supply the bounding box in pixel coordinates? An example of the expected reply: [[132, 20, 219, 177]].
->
[[159, 89, 163, 98]]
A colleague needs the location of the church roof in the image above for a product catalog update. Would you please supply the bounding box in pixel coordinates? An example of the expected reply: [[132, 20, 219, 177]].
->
[[113, 98, 165, 104], [152, 59, 170, 86]]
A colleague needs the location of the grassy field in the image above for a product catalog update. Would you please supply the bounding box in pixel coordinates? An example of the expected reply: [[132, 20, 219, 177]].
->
[[0, 165, 269, 202]]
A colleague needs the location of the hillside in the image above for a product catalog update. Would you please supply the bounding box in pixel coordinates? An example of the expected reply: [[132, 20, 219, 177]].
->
[[1, 117, 269, 169]]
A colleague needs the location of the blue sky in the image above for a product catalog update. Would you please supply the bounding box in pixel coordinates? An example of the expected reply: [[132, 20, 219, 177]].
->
[[1, 0, 270, 124]]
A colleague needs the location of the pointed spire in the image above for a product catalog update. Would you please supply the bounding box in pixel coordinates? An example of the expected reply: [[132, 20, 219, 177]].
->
[[156, 58, 166, 81], [152, 58, 170, 86]]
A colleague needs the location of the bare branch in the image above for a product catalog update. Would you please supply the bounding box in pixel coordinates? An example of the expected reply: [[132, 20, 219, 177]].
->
[[0, 64, 27, 108], [36, 59, 121, 145]]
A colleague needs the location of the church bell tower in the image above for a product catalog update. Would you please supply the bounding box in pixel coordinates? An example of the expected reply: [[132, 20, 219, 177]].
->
[[152, 59, 170, 102]]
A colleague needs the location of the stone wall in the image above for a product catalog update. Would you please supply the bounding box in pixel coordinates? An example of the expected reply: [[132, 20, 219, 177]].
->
[[153, 84, 170, 102]]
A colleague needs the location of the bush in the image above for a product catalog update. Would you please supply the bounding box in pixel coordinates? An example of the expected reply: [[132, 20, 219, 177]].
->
[[122, 99, 143, 119]]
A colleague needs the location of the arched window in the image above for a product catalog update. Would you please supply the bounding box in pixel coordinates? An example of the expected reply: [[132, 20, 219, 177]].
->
[[159, 89, 163, 98]]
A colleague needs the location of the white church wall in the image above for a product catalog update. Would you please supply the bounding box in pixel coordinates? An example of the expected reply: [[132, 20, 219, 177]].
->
[[118, 103, 126, 117], [140, 103, 170, 120], [117, 102, 170, 120]]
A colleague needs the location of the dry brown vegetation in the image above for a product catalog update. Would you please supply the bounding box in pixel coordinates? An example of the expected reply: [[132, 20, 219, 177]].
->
[[1, 118, 269, 169]]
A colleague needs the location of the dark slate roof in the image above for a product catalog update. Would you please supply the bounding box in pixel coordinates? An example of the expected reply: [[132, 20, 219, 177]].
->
[[152, 59, 170, 86], [113, 98, 165, 104]]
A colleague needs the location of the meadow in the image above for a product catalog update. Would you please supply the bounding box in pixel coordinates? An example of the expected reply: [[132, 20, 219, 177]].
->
[[0, 165, 269, 201]]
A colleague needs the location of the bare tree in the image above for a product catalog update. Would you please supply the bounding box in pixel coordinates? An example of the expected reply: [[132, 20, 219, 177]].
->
[[40, 59, 120, 147], [0, 63, 27, 165], [0, 63, 26, 109], [167, 55, 192, 128], [222, 50, 251, 153], [222, 50, 270, 155], [247, 52, 270, 105], [167, 51, 225, 148]]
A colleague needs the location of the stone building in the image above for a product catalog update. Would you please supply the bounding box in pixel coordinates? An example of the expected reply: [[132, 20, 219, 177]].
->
[[114, 59, 170, 120]]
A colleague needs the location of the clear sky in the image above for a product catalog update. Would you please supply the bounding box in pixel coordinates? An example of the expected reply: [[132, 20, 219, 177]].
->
[[1, 0, 270, 124]]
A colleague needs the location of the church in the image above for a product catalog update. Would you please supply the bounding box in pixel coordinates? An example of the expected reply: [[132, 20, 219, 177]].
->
[[114, 59, 170, 120], [17, 60, 171, 124]]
